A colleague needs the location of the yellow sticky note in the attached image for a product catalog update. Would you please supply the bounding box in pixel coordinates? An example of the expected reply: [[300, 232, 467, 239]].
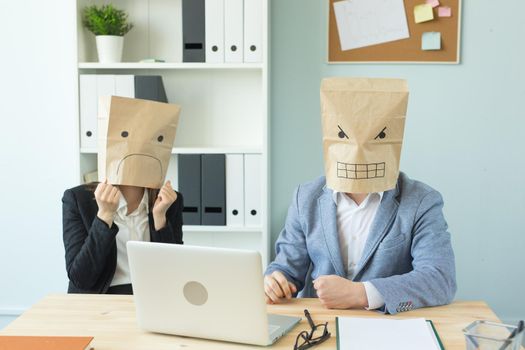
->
[[414, 4, 434, 23]]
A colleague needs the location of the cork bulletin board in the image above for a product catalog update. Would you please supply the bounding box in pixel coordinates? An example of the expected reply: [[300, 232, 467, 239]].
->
[[328, 0, 462, 63]]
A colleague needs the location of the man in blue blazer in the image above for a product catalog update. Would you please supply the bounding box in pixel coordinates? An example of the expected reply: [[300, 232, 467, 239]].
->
[[264, 78, 456, 314]]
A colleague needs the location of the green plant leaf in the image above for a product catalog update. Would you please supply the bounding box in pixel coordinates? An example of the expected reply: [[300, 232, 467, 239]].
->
[[82, 4, 133, 36]]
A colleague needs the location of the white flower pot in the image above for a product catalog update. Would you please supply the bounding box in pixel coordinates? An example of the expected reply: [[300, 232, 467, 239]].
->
[[96, 35, 124, 63]]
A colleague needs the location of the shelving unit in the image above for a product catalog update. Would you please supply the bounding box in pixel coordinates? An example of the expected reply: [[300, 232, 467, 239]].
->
[[75, 0, 270, 266]]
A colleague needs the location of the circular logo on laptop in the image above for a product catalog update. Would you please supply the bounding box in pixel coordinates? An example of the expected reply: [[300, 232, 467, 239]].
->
[[183, 281, 208, 306]]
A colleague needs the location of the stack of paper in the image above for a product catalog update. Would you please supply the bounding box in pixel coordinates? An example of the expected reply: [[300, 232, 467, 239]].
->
[[336, 317, 443, 350]]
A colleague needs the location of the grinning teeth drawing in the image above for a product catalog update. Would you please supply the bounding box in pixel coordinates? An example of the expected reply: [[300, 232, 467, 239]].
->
[[337, 162, 385, 179]]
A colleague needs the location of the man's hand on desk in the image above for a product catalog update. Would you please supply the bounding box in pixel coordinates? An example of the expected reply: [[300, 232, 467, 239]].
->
[[264, 271, 297, 304], [313, 275, 368, 309]]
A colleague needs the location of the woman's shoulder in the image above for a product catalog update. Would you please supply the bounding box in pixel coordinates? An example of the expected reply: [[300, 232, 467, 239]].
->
[[63, 183, 97, 204]]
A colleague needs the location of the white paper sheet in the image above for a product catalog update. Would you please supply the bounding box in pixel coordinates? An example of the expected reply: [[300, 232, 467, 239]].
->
[[333, 0, 410, 51], [337, 317, 441, 350]]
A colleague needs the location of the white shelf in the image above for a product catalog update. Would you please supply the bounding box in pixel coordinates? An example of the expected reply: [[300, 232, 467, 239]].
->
[[78, 62, 263, 70], [80, 147, 263, 155], [183, 226, 262, 233]]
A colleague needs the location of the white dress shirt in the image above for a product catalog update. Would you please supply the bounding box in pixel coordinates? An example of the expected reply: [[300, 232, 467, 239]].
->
[[110, 191, 150, 287], [333, 191, 385, 310]]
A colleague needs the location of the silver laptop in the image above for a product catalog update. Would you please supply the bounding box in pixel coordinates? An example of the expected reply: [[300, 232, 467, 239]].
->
[[127, 242, 301, 346]]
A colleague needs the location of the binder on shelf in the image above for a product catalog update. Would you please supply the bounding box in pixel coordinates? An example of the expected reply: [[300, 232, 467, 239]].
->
[[224, 0, 244, 63], [182, 0, 206, 62], [115, 75, 134, 98], [244, 154, 261, 227], [244, 0, 263, 63], [79, 74, 97, 149], [205, 0, 225, 63], [226, 154, 244, 226], [178, 154, 202, 225], [134, 76, 168, 102], [96, 75, 116, 101], [201, 154, 226, 225]]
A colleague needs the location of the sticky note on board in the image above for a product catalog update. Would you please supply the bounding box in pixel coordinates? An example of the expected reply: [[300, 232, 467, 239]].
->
[[422, 32, 441, 50], [438, 6, 452, 17], [426, 0, 440, 8], [414, 4, 434, 23]]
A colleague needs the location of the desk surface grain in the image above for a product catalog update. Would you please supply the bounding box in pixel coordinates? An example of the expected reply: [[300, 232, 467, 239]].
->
[[1, 295, 500, 349]]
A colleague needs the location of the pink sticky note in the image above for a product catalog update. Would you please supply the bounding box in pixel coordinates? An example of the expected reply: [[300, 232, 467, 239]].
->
[[438, 6, 452, 17], [426, 0, 440, 8]]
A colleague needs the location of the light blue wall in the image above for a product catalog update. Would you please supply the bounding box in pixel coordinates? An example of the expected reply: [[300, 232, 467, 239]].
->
[[0, 316, 16, 331], [270, 0, 525, 322]]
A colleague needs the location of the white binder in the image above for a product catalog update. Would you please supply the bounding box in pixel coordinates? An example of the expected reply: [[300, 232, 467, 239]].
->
[[97, 75, 116, 100], [226, 154, 245, 227], [79, 74, 97, 149], [244, 0, 263, 62], [244, 154, 261, 227], [224, 0, 244, 63], [205, 0, 225, 63], [115, 75, 134, 97]]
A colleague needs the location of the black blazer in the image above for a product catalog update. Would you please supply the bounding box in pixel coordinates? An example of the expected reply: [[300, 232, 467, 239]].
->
[[62, 185, 183, 294]]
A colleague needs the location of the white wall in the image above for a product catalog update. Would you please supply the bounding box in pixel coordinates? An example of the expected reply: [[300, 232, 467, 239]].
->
[[0, 0, 78, 328]]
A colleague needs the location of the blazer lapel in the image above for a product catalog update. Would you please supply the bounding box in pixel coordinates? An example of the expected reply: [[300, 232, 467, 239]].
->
[[353, 186, 400, 280], [318, 187, 346, 277]]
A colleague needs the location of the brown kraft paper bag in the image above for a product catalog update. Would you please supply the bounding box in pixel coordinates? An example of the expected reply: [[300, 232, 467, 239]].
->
[[320, 77, 409, 193], [98, 96, 181, 189]]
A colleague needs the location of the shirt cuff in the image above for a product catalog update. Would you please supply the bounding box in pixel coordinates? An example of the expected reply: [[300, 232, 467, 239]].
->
[[363, 281, 385, 310]]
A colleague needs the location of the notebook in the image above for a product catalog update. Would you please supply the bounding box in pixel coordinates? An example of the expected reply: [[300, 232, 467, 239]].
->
[[336, 317, 444, 350], [0, 336, 94, 350]]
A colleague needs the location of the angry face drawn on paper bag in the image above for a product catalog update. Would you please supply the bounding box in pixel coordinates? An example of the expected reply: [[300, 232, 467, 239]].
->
[[98, 96, 181, 189], [321, 78, 409, 193]]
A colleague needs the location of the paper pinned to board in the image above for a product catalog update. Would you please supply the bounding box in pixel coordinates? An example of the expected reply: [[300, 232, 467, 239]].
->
[[426, 0, 440, 8], [333, 0, 409, 51], [422, 32, 441, 50], [414, 4, 434, 23], [438, 6, 452, 17]]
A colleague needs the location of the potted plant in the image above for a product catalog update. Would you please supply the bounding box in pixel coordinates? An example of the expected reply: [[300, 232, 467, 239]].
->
[[82, 4, 133, 63]]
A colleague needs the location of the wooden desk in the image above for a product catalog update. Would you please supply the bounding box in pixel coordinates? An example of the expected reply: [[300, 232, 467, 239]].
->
[[1, 295, 500, 349]]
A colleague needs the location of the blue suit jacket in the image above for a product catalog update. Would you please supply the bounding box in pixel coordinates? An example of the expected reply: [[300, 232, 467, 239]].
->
[[266, 172, 456, 314]]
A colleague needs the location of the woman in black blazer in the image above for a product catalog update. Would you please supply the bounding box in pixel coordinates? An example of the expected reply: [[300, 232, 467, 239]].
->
[[62, 180, 183, 294]]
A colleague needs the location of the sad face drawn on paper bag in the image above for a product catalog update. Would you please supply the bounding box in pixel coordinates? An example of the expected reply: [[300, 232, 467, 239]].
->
[[98, 96, 181, 189], [321, 78, 409, 193]]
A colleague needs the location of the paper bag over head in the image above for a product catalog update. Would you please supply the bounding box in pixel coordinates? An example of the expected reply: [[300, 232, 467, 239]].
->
[[320, 77, 409, 194], [98, 96, 181, 189]]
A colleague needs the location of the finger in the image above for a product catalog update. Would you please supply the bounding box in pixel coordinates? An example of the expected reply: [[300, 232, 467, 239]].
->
[[272, 273, 292, 299], [112, 188, 121, 202], [95, 181, 106, 197], [313, 279, 319, 290], [160, 188, 176, 203], [312, 276, 325, 290], [289, 282, 297, 294], [102, 185, 114, 201], [265, 294, 273, 305], [103, 183, 115, 197], [267, 279, 285, 300], [165, 180, 173, 189], [265, 283, 281, 303]]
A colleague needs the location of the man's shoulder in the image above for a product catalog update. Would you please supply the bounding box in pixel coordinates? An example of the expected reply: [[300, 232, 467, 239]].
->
[[396, 172, 442, 203], [296, 175, 327, 198]]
